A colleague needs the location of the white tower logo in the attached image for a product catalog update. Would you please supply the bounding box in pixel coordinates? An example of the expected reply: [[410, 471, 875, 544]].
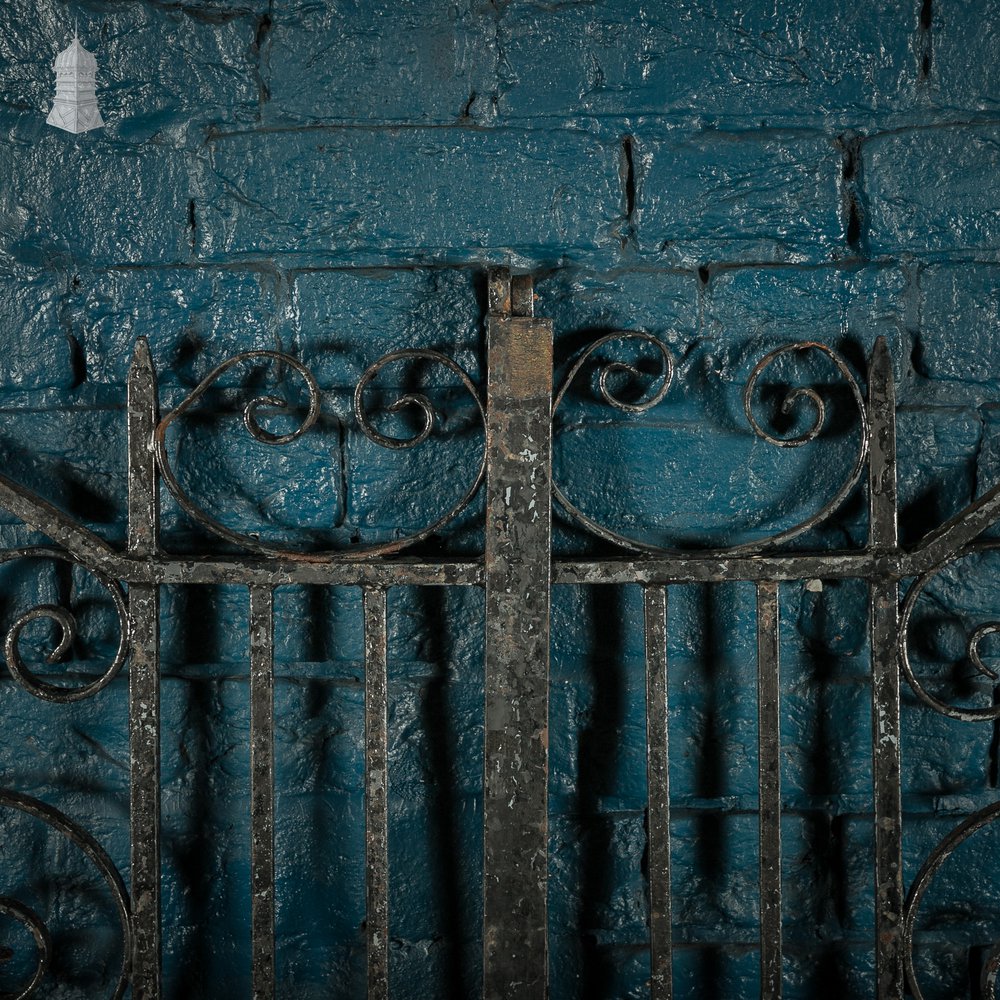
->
[[47, 27, 105, 135]]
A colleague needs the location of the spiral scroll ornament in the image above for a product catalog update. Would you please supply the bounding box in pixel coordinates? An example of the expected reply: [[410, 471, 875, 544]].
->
[[0, 790, 130, 999], [0, 549, 127, 704], [899, 550, 1000, 723], [156, 348, 486, 559], [551, 336, 868, 553], [731, 341, 869, 554], [351, 348, 487, 555], [550, 331, 676, 551], [155, 351, 322, 558], [0, 896, 49, 999]]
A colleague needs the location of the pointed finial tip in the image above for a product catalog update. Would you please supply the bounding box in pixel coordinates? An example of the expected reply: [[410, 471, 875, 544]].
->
[[130, 337, 153, 370]]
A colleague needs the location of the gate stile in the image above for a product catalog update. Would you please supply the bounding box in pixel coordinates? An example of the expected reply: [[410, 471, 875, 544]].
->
[[1, 269, 1000, 998]]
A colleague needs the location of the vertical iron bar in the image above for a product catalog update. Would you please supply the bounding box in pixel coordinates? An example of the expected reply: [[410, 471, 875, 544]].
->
[[757, 580, 782, 1000], [868, 336, 904, 999], [363, 587, 389, 1000], [644, 586, 672, 1000], [250, 585, 275, 999], [127, 338, 161, 999], [483, 270, 553, 1000]]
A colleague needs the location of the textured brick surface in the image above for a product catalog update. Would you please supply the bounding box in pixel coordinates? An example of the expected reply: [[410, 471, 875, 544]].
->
[[496, 0, 916, 126], [197, 127, 623, 266], [0, 0, 998, 997], [865, 125, 1000, 256], [637, 129, 847, 265]]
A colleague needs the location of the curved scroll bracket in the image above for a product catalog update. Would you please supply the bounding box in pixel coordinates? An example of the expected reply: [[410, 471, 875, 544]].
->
[[0, 789, 131, 999], [551, 335, 869, 554], [903, 801, 1000, 1000], [0, 548, 128, 704]]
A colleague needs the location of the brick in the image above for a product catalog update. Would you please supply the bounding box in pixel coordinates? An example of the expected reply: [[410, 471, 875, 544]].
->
[[670, 947, 769, 999], [386, 674, 484, 799], [544, 267, 697, 331], [0, 0, 996, 990], [497, 0, 915, 125], [635, 129, 846, 265], [0, 137, 194, 267], [0, 406, 127, 536], [273, 585, 366, 666], [704, 264, 910, 381], [791, 577, 871, 664], [77, 268, 282, 386], [0, 264, 75, 389], [548, 944, 650, 1000], [668, 651, 760, 803], [290, 268, 484, 387], [0, 0, 261, 138], [548, 652, 649, 812], [916, 264, 1000, 386], [158, 401, 345, 547], [388, 797, 481, 970], [896, 407, 981, 546], [386, 586, 484, 676], [556, 398, 864, 551], [780, 679, 872, 804], [265, 0, 497, 126], [549, 811, 648, 940], [931, 0, 1000, 113], [865, 125, 1000, 256], [347, 405, 484, 545], [196, 127, 623, 266], [901, 692, 992, 798]]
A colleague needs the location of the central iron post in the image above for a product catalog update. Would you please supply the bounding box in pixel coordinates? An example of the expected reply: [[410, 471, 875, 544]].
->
[[482, 269, 553, 999]]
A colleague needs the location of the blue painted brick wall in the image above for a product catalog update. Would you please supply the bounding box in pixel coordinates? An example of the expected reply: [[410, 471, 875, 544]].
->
[[1, 1, 999, 997]]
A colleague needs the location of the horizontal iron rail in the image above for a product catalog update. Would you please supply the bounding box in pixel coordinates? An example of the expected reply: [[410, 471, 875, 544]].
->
[[0, 547, 977, 588]]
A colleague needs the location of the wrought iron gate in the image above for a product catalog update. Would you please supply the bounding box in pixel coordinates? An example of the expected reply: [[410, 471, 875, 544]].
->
[[1, 268, 999, 998]]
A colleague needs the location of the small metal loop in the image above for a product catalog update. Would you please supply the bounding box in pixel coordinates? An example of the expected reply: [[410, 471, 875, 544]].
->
[[353, 351, 447, 451], [243, 393, 302, 446], [550, 332, 679, 552], [155, 351, 324, 557], [899, 562, 1000, 722], [743, 344, 839, 448], [0, 549, 128, 704], [0, 790, 131, 1000], [351, 348, 487, 555], [726, 341, 869, 554], [0, 897, 51, 1000], [970, 622, 1000, 681], [552, 330, 675, 417]]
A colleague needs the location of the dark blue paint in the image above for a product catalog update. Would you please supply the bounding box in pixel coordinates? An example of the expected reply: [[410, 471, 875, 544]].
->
[[0, 0, 998, 997]]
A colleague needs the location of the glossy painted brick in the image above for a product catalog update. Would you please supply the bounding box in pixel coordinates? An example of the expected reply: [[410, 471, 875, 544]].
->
[[636, 129, 846, 265], [264, 0, 496, 126], [196, 127, 623, 266], [930, 0, 1000, 113], [915, 263, 1000, 386], [496, 0, 916, 126], [865, 125, 1000, 256]]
